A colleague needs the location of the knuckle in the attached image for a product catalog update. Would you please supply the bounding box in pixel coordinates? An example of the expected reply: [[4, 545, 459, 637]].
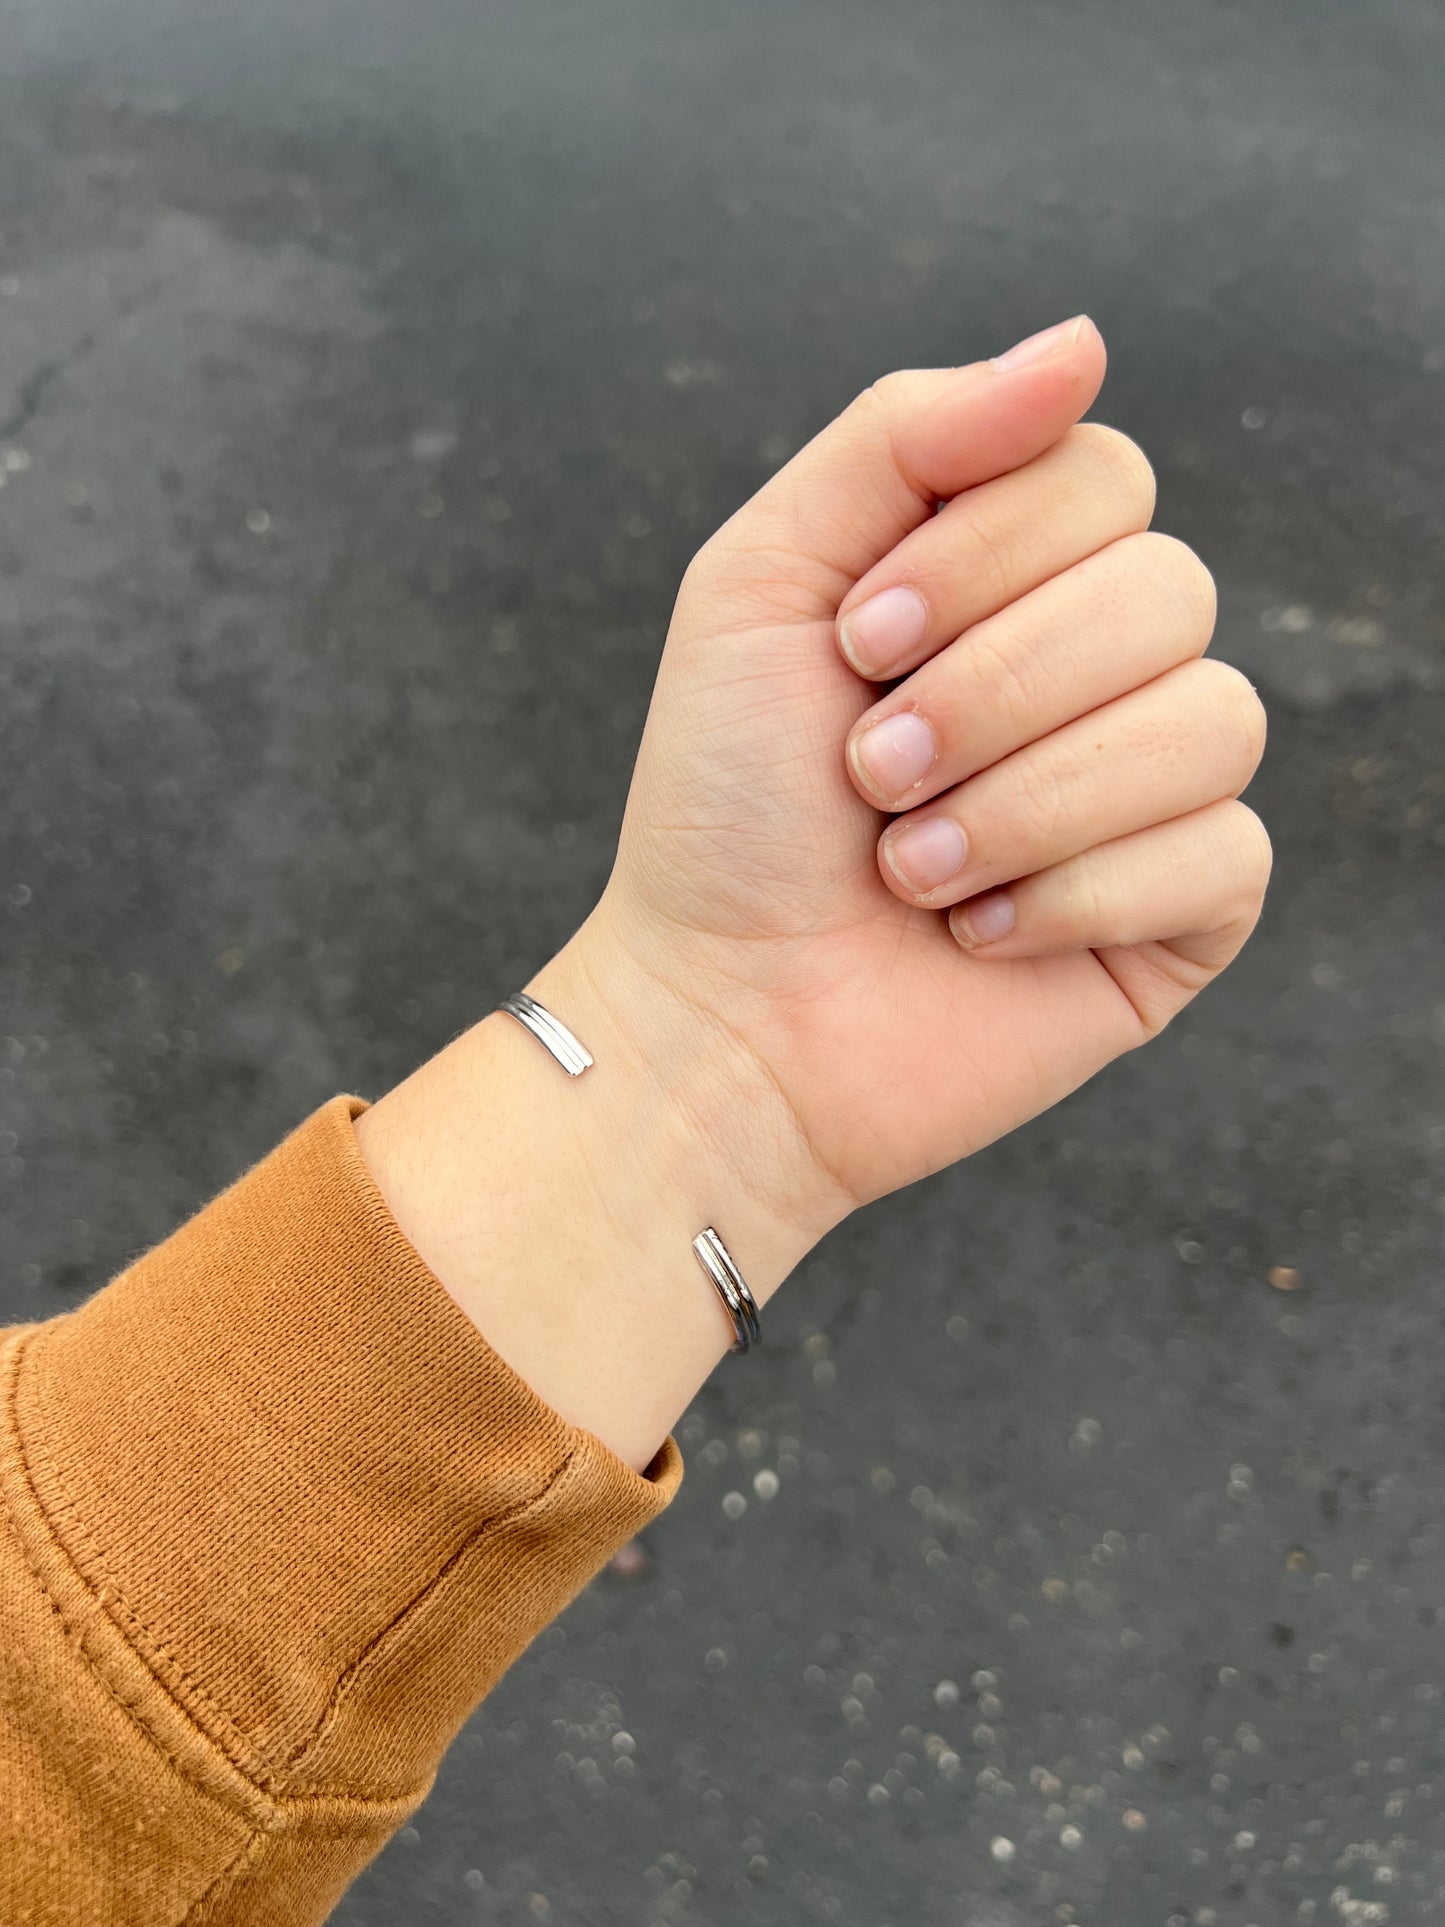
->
[[957, 506, 1028, 613], [1195, 659, 1267, 775], [1129, 531, 1217, 639], [1070, 422, 1158, 523], [855, 370, 910, 429], [1230, 803, 1274, 892], [1062, 857, 1112, 934], [1207, 802, 1273, 930], [1005, 751, 1077, 852], [848, 372, 921, 496], [962, 623, 1040, 737], [678, 541, 716, 600], [862, 368, 908, 407]]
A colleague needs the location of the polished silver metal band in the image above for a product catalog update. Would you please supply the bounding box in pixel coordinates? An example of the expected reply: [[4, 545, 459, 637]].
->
[[498, 991, 594, 1077], [692, 1225, 762, 1354]]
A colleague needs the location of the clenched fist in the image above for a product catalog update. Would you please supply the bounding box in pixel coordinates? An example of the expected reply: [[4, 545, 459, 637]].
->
[[361, 315, 1270, 1465], [592, 314, 1268, 1212]]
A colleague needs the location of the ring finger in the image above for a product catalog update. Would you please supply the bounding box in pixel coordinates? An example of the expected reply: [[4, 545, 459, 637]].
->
[[875, 657, 1266, 908]]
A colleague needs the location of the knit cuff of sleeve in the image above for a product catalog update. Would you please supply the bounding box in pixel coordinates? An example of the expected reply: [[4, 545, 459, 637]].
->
[[6, 1094, 683, 1803]]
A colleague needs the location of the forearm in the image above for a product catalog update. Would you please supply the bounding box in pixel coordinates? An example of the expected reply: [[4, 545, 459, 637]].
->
[[0, 914, 839, 1921], [0, 1093, 681, 1926]]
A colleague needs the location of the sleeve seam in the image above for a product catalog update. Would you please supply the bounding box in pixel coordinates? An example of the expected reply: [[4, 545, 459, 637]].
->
[[176, 1827, 269, 1927], [279, 1446, 580, 1778]]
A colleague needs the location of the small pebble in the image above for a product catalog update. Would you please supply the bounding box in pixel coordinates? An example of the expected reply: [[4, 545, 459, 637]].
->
[[607, 1540, 651, 1580]]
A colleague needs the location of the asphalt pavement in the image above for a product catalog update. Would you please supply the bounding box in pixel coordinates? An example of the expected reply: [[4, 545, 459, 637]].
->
[[2, 2, 1443, 1922]]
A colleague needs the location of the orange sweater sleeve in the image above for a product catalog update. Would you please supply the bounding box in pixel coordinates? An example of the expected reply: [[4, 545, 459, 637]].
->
[[0, 1095, 682, 1926]]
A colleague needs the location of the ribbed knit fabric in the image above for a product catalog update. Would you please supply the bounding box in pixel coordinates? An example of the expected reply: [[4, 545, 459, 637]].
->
[[0, 1096, 682, 1926]]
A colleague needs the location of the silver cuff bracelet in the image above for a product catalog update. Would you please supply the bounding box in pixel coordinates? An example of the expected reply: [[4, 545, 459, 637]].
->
[[691, 1225, 762, 1354], [497, 990, 762, 1355], [498, 990, 594, 1077]]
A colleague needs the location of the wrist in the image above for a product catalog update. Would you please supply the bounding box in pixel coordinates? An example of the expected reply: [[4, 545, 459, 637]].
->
[[534, 902, 852, 1297], [354, 904, 850, 1472]]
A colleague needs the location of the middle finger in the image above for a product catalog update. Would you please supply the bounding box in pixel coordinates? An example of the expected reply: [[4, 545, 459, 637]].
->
[[845, 530, 1217, 812], [835, 422, 1157, 681]]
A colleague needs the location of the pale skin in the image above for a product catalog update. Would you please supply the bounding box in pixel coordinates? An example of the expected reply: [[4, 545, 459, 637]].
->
[[355, 316, 1271, 1472]]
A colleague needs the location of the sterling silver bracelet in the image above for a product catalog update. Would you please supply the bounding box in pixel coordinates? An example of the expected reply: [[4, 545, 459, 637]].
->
[[691, 1225, 762, 1354], [497, 989, 762, 1354], [498, 991, 594, 1077]]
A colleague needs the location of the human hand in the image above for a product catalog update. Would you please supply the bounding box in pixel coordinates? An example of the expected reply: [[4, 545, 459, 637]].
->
[[359, 318, 1269, 1464], [586, 316, 1269, 1219]]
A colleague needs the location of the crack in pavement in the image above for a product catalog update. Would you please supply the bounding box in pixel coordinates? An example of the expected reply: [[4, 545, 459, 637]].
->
[[0, 336, 95, 442]]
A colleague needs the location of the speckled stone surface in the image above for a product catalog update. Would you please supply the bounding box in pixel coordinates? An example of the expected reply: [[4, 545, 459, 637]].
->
[[2, 3, 1442, 1922]]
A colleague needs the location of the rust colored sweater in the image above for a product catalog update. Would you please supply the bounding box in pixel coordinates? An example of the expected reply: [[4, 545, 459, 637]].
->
[[0, 1097, 682, 1925]]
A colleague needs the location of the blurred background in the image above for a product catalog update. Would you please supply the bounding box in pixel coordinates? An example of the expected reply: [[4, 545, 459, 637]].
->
[[2, 1, 1442, 1922]]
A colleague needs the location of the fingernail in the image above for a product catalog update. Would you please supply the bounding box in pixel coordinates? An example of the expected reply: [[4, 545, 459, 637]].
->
[[883, 816, 967, 893], [849, 710, 937, 801], [838, 585, 928, 676], [992, 314, 1086, 371], [951, 890, 1015, 947]]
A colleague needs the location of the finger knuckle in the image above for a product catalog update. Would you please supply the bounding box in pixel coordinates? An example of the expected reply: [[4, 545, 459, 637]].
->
[[1129, 531, 1217, 639], [1062, 858, 1113, 933], [1204, 803, 1272, 931], [1196, 659, 1267, 777], [956, 505, 1029, 613], [1070, 422, 1158, 524], [1229, 803, 1274, 893], [846, 373, 923, 499], [1006, 752, 1077, 852], [964, 623, 1042, 737], [856, 370, 910, 426], [679, 541, 717, 600]]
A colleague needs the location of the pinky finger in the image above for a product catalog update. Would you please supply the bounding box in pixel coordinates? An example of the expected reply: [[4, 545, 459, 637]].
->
[[947, 801, 1273, 978]]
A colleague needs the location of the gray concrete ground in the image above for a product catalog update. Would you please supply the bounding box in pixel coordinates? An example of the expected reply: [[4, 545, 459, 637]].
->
[[2, 1, 1443, 1921]]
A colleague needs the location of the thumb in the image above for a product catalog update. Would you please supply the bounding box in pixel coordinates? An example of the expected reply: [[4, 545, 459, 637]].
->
[[702, 315, 1107, 616]]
